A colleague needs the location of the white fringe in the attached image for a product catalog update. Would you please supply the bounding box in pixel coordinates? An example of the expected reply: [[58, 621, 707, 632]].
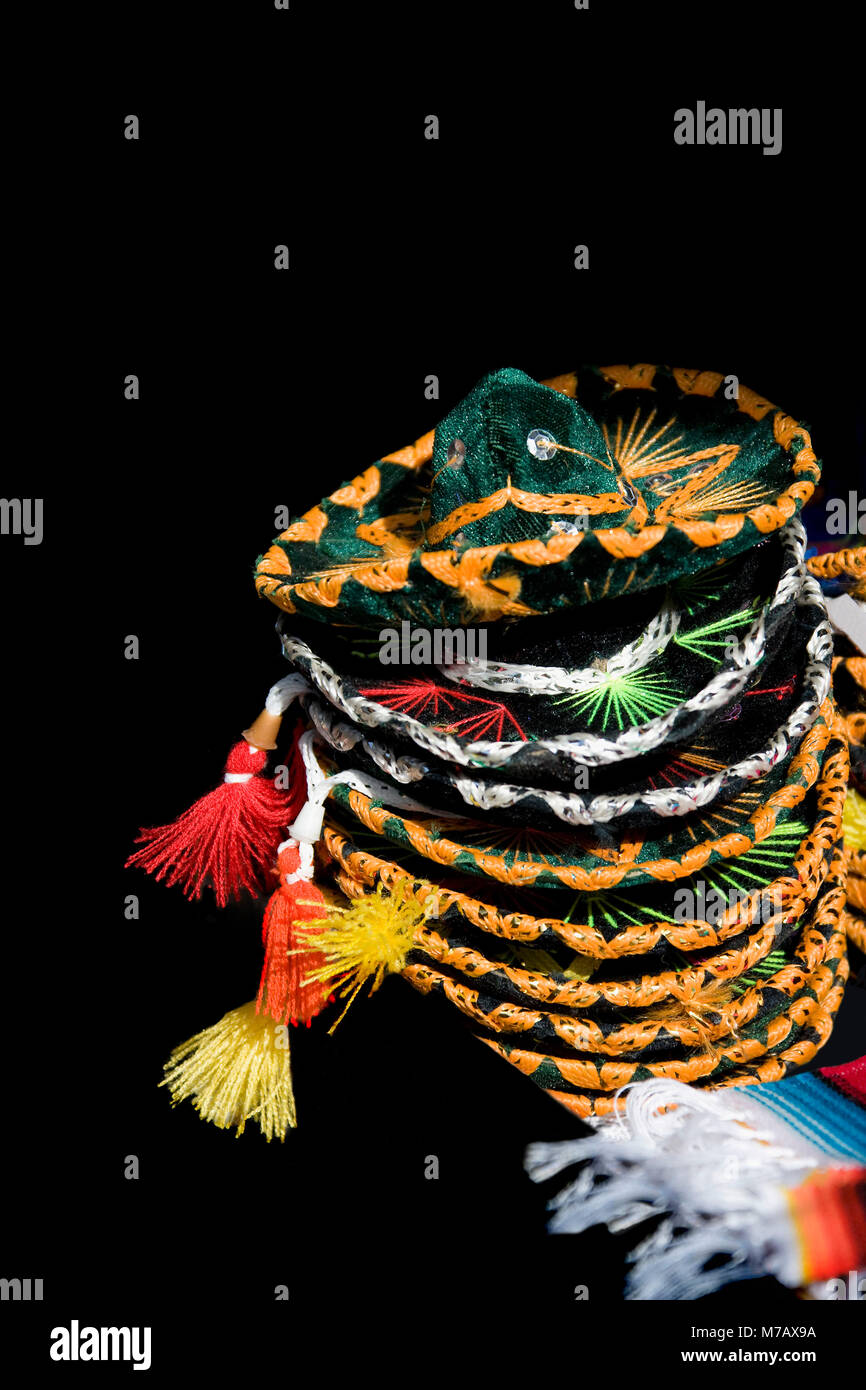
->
[[525, 1079, 852, 1300]]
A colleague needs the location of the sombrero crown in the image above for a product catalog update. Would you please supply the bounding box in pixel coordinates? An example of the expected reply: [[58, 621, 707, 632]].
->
[[255, 364, 819, 626]]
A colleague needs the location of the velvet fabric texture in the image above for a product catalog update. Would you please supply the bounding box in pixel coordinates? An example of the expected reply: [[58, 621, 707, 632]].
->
[[255, 365, 820, 627]]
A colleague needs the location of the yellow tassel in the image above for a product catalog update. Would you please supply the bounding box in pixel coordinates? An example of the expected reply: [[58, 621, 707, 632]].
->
[[562, 953, 597, 982], [293, 880, 427, 1030], [161, 1001, 297, 1141], [843, 788, 866, 855], [511, 944, 595, 981]]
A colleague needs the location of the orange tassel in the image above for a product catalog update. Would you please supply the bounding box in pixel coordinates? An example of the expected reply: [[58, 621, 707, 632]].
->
[[256, 840, 331, 1027]]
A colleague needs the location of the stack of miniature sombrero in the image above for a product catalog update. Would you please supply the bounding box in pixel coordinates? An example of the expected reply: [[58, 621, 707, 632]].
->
[[128, 363, 859, 1144]]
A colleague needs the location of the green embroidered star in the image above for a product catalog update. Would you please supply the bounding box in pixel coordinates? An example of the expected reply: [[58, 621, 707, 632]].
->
[[673, 600, 764, 660], [554, 669, 684, 730]]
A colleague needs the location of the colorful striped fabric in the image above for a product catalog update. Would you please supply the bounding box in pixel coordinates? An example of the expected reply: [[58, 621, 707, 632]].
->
[[731, 1063, 866, 1286], [732, 1067, 866, 1165], [822, 1056, 866, 1105], [525, 1055, 866, 1299]]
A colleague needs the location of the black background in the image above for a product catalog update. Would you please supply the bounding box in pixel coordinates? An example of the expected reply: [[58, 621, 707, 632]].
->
[[3, 0, 864, 1374]]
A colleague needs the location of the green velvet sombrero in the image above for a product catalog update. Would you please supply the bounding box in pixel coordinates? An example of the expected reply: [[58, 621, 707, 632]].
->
[[255, 365, 820, 627]]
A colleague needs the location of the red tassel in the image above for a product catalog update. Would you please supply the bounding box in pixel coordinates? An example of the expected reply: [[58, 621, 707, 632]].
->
[[127, 741, 292, 908], [256, 841, 331, 1026]]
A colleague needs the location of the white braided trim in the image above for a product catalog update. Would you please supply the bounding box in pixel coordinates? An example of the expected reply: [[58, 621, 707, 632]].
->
[[265, 671, 312, 714], [294, 729, 452, 820], [278, 524, 816, 772], [304, 697, 427, 783], [301, 598, 831, 824], [438, 591, 681, 694], [435, 522, 803, 696]]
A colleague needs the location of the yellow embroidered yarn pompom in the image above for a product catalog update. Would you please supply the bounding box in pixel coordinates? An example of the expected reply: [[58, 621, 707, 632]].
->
[[161, 1002, 296, 1141], [294, 880, 427, 1030], [843, 788, 866, 855]]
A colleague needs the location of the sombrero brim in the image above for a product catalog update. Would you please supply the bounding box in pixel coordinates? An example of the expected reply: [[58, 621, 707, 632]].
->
[[322, 726, 846, 1004], [304, 603, 826, 830], [319, 701, 834, 889], [399, 857, 845, 1062], [473, 868, 847, 1114], [481, 951, 848, 1120]]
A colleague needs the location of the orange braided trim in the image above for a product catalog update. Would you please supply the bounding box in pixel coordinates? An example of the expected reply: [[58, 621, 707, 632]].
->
[[258, 533, 592, 618], [329, 465, 382, 511], [845, 846, 866, 877], [320, 715, 843, 958], [605, 367, 781, 422], [477, 930, 847, 1102], [843, 657, 866, 691], [426, 486, 628, 546], [807, 545, 866, 582], [257, 488, 812, 612], [537, 959, 849, 1120], [355, 513, 428, 550], [842, 711, 866, 746], [401, 881, 844, 1058], [333, 860, 822, 1009], [671, 370, 769, 417], [703, 965, 849, 1092], [665, 403, 820, 543], [403, 899, 828, 1016], [334, 707, 837, 893], [843, 907, 866, 953], [326, 803, 837, 964], [846, 873, 866, 913]]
